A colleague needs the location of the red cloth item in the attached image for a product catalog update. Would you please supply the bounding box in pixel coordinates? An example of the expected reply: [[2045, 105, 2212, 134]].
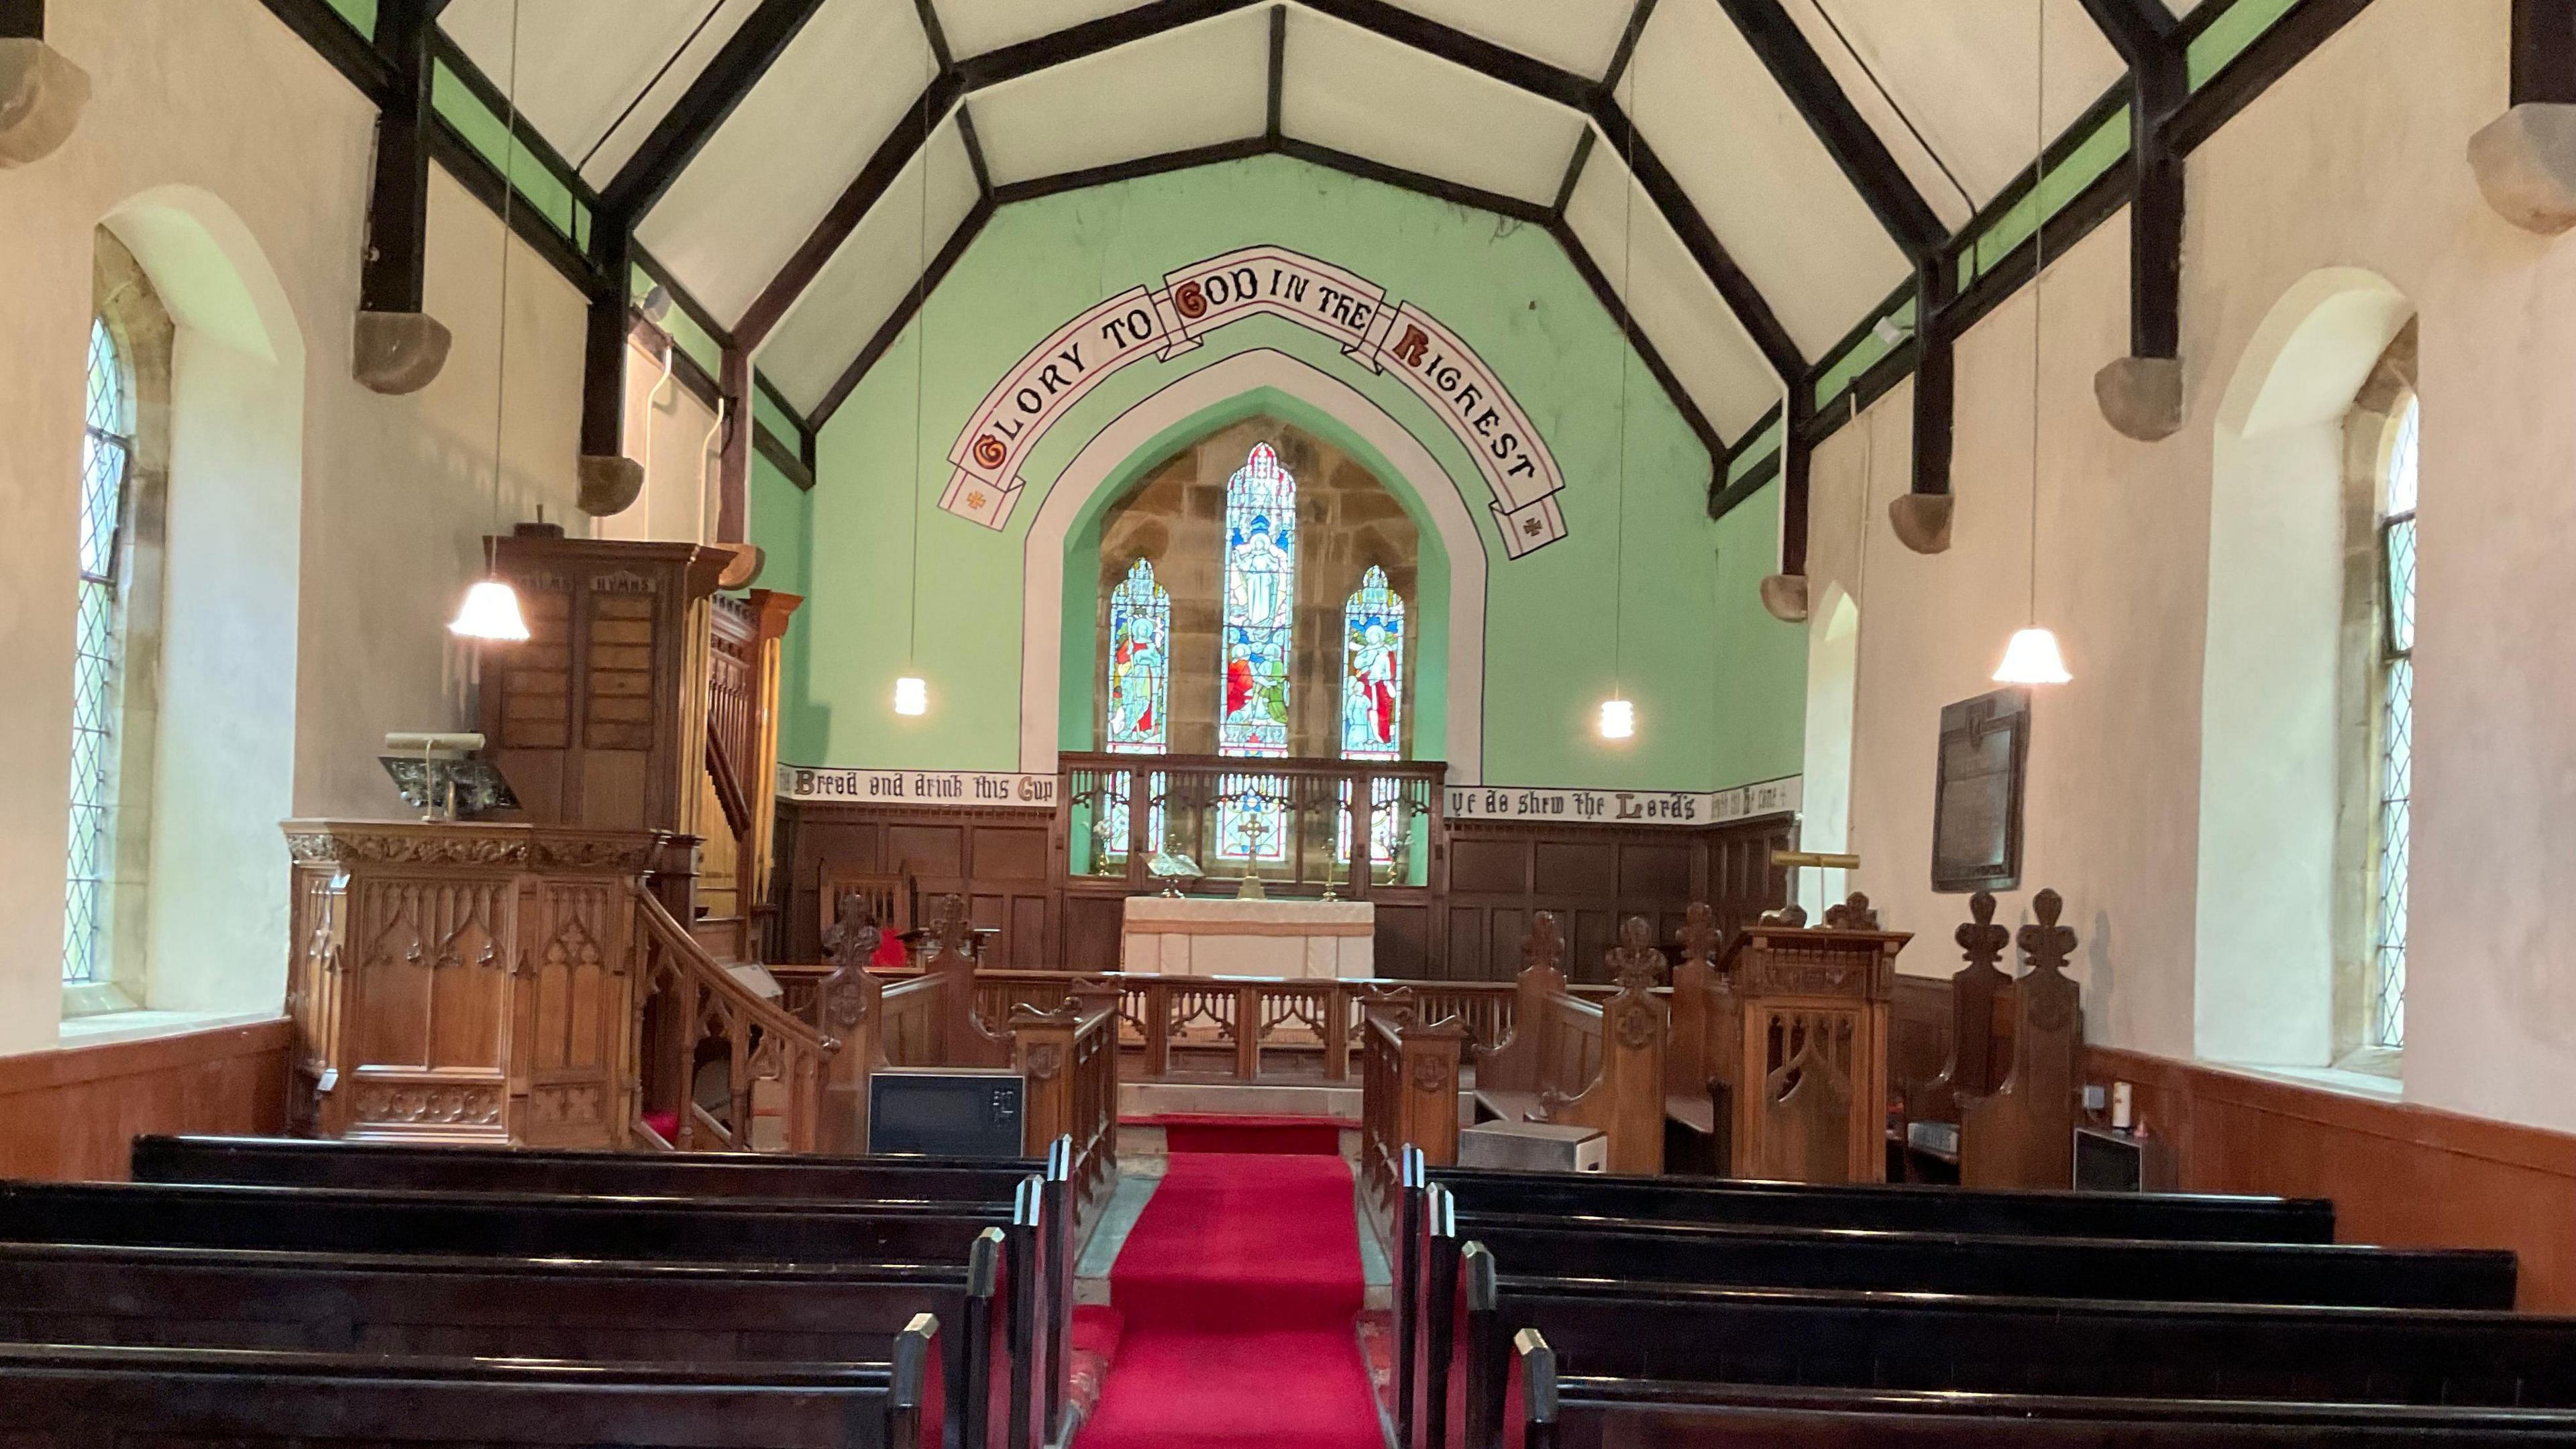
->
[[869, 932, 907, 969], [1079, 1152, 1381, 1448]]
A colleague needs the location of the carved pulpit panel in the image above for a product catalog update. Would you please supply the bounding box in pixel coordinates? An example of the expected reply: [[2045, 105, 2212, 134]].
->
[[1725, 894, 1909, 1184], [284, 820, 662, 1147]]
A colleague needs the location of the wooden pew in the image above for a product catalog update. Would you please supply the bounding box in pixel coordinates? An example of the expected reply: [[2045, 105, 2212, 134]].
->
[[0, 1178, 1049, 1449], [1445, 1216, 2516, 1310], [1960, 888, 2084, 1188], [1422, 1165, 2337, 1241], [130, 1132, 1078, 1446], [0, 1340, 937, 1449], [1472, 914, 1666, 1175], [0, 1237, 996, 1449], [1508, 1338, 2576, 1449], [1459, 1258, 2576, 1449]]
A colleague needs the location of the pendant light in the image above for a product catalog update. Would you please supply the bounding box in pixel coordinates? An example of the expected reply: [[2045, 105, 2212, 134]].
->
[[449, 0, 531, 643], [1597, 46, 1642, 741], [1993, 0, 2070, 686], [892, 82, 932, 717]]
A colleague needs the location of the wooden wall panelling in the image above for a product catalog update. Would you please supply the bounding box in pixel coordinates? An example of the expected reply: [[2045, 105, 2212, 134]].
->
[[1438, 816, 1793, 983], [2085, 1045, 2576, 1311], [0, 1021, 291, 1181], [775, 800, 1057, 967]]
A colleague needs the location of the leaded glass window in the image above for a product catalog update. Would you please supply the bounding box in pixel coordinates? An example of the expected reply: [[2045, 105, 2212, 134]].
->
[[1339, 566, 1403, 761], [64, 317, 131, 985], [1216, 444, 1295, 861], [1106, 559, 1171, 754], [1218, 443, 1295, 757], [2371, 399, 2418, 1050]]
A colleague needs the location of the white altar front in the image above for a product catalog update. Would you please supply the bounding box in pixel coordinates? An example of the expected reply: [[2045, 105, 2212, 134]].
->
[[1120, 897, 1376, 978]]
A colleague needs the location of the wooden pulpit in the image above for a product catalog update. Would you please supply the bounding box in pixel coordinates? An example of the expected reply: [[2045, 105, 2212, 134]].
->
[[1721, 896, 1909, 1183], [282, 819, 663, 1147]]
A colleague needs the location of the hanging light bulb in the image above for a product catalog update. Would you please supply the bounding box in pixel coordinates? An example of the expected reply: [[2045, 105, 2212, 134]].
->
[[1598, 698, 1635, 740], [894, 675, 929, 716], [1992, 627, 2071, 685], [449, 578, 531, 642]]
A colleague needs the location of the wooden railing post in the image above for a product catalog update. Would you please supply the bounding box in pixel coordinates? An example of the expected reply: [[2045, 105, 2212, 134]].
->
[[1396, 1016, 1467, 1167], [1233, 982, 1262, 1080], [1143, 978, 1171, 1077], [1011, 1004, 1083, 1157], [814, 957, 882, 1154], [1324, 981, 1352, 1081]]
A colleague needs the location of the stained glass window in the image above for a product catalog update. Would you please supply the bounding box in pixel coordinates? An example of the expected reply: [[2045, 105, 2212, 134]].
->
[[1215, 444, 1295, 862], [1218, 443, 1295, 758], [1339, 566, 1403, 761], [64, 317, 131, 985], [2371, 398, 2418, 1051], [1106, 559, 1171, 754]]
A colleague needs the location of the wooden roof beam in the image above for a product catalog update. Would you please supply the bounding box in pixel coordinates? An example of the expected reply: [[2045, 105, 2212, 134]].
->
[[599, 0, 832, 225], [2078, 0, 2186, 440]]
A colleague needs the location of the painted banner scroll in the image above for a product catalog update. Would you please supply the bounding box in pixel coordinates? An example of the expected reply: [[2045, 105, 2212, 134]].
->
[[939, 245, 1568, 556]]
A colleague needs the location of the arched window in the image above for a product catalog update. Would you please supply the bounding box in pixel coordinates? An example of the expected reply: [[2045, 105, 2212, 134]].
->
[[1106, 559, 1171, 753], [1339, 566, 1404, 761], [63, 316, 133, 987], [1216, 443, 1296, 862], [2371, 398, 2418, 1050], [1218, 442, 1296, 758]]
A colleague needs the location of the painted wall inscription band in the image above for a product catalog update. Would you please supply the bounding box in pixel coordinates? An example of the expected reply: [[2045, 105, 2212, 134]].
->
[[940, 244, 1568, 555], [777, 765, 1059, 808], [1444, 775, 1803, 826]]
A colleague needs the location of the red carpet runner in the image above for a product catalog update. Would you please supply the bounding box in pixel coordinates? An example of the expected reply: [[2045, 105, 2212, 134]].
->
[[1079, 1130, 1386, 1448]]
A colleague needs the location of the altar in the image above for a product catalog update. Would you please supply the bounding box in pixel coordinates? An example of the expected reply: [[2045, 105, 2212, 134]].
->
[[1120, 897, 1376, 978]]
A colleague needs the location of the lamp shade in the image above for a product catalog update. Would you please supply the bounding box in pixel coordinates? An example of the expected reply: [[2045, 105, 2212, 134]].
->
[[447, 578, 531, 642], [1598, 697, 1635, 740], [1992, 627, 2072, 685], [894, 675, 929, 716]]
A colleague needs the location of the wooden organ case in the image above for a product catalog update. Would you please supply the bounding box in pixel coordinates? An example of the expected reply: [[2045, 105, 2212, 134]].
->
[[1720, 897, 1910, 1183], [282, 820, 662, 1147]]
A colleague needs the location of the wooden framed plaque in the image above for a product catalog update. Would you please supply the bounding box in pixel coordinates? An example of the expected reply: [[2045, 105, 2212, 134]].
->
[[1931, 688, 2029, 892]]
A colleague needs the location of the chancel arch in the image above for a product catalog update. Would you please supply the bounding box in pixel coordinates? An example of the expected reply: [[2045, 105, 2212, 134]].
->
[[1019, 348, 1488, 783], [2197, 268, 2416, 1073]]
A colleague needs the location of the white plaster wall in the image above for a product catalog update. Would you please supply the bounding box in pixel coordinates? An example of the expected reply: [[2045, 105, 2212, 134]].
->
[[1808, 0, 2576, 1130], [0, 0, 590, 1053], [598, 335, 724, 547]]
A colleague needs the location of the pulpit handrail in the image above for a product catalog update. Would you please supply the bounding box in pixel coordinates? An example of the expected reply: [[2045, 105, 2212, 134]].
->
[[633, 886, 822, 1049], [631, 884, 829, 1152]]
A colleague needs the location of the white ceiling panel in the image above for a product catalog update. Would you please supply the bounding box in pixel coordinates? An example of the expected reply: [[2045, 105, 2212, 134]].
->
[[1803, 0, 2127, 206], [932, 0, 1146, 59], [758, 118, 983, 414], [1567, 138, 1780, 442], [638, 0, 938, 326], [1281, 8, 1585, 209], [1629, 0, 1910, 360], [1386, 0, 1634, 81], [971, 8, 1269, 186], [442, 0, 764, 185], [1777, 0, 1976, 231]]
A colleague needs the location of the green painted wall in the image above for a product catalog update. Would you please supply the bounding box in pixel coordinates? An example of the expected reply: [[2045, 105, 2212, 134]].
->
[[790, 155, 1803, 790]]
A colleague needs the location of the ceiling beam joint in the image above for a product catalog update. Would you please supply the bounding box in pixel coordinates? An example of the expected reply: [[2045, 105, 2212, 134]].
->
[[599, 0, 831, 227]]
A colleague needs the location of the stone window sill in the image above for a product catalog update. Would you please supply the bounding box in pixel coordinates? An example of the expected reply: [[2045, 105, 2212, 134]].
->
[[55, 1006, 283, 1051]]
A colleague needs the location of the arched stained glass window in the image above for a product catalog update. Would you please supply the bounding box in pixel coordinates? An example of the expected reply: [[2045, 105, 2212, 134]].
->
[[1106, 559, 1170, 754], [2371, 397, 2418, 1049], [1216, 443, 1295, 861], [65, 317, 131, 985], [1339, 566, 1403, 761], [1218, 443, 1295, 758]]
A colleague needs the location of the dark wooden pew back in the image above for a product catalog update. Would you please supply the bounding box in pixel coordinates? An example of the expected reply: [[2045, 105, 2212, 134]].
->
[[0, 1340, 934, 1449], [1512, 1351, 2576, 1449], [1450, 1215, 2517, 1309], [1463, 1265, 2576, 1449], [0, 1239, 992, 1449], [1424, 1166, 2337, 1241]]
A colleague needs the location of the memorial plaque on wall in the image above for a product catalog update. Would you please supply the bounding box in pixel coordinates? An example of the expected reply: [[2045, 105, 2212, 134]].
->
[[1931, 688, 2029, 892]]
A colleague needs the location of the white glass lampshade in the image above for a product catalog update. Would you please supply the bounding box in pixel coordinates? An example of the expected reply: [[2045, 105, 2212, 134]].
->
[[894, 675, 929, 716], [1598, 697, 1635, 740], [1992, 627, 2072, 685], [447, 578, 531, 642]]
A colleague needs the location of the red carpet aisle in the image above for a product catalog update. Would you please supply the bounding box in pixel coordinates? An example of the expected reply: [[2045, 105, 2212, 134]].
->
[[1078, 1131, 1387, 1448]]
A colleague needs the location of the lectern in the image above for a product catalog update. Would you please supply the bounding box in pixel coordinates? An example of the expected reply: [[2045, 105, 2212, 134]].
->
[[282, 818, 663, 1146], [1717, 897, 1909, 1183]]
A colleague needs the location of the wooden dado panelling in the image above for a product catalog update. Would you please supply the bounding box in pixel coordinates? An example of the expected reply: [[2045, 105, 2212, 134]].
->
[[0, 1020, 290, 1182], [773, 800, 1057, 966], [2086, 1046, 2576, 1311], [1441, 816, 1792, 983]]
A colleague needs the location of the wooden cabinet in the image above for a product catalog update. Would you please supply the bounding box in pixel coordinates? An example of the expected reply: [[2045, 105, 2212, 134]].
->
[[282, 820, 663, 1147]]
